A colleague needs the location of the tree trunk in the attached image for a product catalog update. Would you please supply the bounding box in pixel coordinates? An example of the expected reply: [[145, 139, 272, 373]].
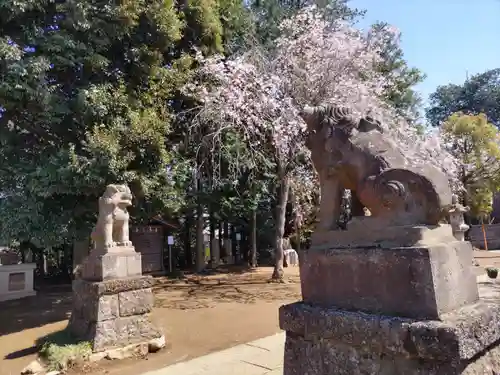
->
[[194, 168, 205, 272], [195, 202, 205, 272], [62, 244, 71, 280], [272, 174, 290, 280], [184, 214, 193, 268], [250, 208, 258, 268], [218, 221, 224, 258], [209, 208, 215, 265], [242, 229, 249, 263], [231, 225, 238, 262], [222, 221, 229, 259], [34, 246, 45, 278], [19, 241, 30, 263], [295, 220, 301, 253]]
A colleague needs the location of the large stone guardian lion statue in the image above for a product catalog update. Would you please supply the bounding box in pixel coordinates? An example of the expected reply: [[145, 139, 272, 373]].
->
[[91, 184, 134, 250], [300, 105, 453, 231]]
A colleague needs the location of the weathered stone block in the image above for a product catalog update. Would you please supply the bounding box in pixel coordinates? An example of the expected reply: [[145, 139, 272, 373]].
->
[[80, 247, 142, 281], [280, 281, 500, 375], [119, 288, 154, 317], [68, 276, 162, 352], [95, 295, 119, 321], [300, 241, 478, 320], [70, 279, 120, 322], [118, 315, 162, 342], [311, 223, 457, 249], [72, 275, 155, 296], [284, 335, 324, 375], [92, 320, 120, 352], [126, 253, 142, 277]]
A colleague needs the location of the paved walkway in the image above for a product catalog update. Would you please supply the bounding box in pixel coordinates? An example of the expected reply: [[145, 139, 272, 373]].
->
[[142, 333, 285, 375]]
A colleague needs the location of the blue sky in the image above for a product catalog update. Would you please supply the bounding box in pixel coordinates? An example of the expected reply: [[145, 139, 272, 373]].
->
[[350, 0, 500, 106]]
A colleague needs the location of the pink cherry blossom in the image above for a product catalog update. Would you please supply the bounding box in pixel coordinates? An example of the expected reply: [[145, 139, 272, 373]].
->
[[183, 6, 461, 216]]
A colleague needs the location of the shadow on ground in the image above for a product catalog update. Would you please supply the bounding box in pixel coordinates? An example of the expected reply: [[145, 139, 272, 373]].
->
[[0, 266, 288, 335], [4, 328, 85, 364], [153, 266, 301, 309], [3, 346, 38, 360], [0, 289, 72, 336], [158, 265, 262, 283]]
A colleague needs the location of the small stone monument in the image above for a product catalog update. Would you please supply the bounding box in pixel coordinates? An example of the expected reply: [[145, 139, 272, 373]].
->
[[68, 184, 163, 353], [284, 249, 299, 266], [0, 248, 36, 302], [449, 194, 470, 241], [279, 105, 500, 374], [283, 238, 299, 266]]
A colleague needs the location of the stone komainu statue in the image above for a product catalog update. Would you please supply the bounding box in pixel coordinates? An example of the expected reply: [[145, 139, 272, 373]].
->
[[300, 105, 453, 230], [91, 184, 134, 250]]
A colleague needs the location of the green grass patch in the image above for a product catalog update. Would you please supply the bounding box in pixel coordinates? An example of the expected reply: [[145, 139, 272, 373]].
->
[[38, 330, 92, 371]]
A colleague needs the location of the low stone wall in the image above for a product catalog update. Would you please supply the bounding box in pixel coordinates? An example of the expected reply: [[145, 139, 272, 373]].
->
[[468, 224, 500, 250]]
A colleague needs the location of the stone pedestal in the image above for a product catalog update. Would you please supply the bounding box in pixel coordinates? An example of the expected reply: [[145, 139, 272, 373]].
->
[[280, 284, 500, 375], [300, 241, 478, 320], [280, 225, 500, 374], [69, 246, 163, 352], [68, 275, 162, 352], [80, 246, 142, 281]]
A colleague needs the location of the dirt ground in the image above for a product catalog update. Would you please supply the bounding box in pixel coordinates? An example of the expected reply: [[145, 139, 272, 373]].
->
[[0, 266, 301, 375], [473, 250, 500, 270], [1, 252, 496, 375]]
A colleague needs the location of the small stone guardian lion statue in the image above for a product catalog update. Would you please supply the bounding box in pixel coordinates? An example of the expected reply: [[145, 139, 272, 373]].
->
[[91, 184, 134, 250]]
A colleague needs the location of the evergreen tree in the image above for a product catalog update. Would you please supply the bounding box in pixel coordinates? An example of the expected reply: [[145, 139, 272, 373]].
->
[[0, 0, 249, 247], [369, 22, 426, 122], [427, 69, 500, 128]]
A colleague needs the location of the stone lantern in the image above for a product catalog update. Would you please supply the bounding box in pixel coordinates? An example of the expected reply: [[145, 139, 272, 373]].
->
[[448, 194, 470, 241]]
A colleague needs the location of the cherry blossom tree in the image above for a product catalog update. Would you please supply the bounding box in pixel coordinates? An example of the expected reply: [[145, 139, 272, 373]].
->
[[183, 6, 459, 280]]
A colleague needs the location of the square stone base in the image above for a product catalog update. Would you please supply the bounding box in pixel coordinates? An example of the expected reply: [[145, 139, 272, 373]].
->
[[300, 241, 478, 320], [280, 281, 500, 374], [80, 246, 142, 281], [68, 276, 162, 352]]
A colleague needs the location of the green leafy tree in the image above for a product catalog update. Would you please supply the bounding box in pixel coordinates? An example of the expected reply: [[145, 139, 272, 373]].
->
[[441, 112, 500, 218], [470, 188, 494, 220], [0, 0, 187, 246], [427, 68, 500, 127], [0, 0, 248, 249], [369, 22, 426, 122]]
